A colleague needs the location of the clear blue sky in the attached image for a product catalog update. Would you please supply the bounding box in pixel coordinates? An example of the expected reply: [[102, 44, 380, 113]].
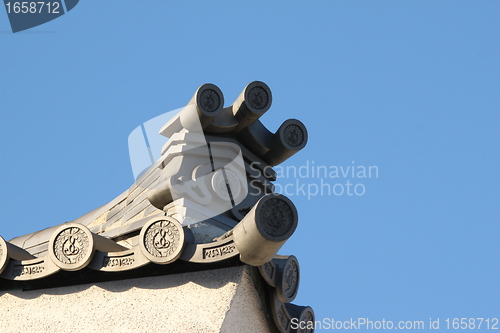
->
[[1, 2, 499, 331]]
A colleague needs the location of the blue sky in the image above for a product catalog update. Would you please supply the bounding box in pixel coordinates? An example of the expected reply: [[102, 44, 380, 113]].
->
[[1, 2, 499, 331]]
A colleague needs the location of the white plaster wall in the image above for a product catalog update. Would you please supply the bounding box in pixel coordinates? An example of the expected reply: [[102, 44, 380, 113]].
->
[[0, 266, 272, 333]]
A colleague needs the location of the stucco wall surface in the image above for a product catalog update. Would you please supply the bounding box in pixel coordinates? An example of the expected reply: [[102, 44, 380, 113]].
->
[[0, 266, 271, 333]]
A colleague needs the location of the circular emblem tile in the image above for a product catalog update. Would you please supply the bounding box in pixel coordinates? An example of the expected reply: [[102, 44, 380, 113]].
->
[[245, 81, 272, 113], [283, 259, 299, 299], [248, 86, 269, 110], [283, 124, 305, 147], [276, 256, 300, 303], [212, 169, 242, 201], [256, 194, 298, 242], [49, 224, 94, 271], [0, 236, 8, 275], [298, 307, 315, 333], [139, 217, 185, 264], [199, 89, 221, 113]]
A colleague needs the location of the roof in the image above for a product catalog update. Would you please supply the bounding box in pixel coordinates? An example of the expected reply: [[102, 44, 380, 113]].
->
[[0, 82, 314, 333]]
